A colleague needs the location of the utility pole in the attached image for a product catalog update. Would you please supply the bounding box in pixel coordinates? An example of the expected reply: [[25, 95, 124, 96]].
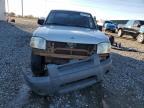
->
[[21, 0, 23, 17], [7, 0, 9, 14], [7, 0, 9, 21]]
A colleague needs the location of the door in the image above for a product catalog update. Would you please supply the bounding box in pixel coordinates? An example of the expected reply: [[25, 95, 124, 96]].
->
[[131, 20, 141, 37], [123, 20, 135, 35]]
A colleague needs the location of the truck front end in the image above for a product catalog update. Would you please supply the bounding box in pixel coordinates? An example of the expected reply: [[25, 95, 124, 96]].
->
[[23, 10, 112, 95]]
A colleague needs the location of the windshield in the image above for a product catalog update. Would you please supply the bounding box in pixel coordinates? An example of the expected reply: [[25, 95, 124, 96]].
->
[[45, 10, 96, 29], [105, 21, 113, 24]]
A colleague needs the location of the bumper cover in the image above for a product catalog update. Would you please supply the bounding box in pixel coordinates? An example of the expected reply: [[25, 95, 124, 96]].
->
[[106, 28, 116, 31], [23, 54, 112, 96]]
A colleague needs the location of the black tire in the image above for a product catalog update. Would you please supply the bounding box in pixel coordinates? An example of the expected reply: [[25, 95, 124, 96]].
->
[[132, 36, 137, 39], [31, 53, 46, 76], [112, 30, 115, 33], [117, 29, 123, 37], [136, 34, 144, 43], [109, 36, 115, 45]]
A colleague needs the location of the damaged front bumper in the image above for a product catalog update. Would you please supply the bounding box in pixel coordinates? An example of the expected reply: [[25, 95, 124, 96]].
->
[[23, 54, 112, 96]]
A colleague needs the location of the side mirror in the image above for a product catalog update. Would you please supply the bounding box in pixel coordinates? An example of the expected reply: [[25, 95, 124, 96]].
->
[[134, 23, 141, 27], [137, 24, 141, 27], [37, 17, 45, 25]]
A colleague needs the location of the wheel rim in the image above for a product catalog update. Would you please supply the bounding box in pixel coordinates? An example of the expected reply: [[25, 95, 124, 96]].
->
[[118, 30, 122, 36], [137, 34, 144, 43]]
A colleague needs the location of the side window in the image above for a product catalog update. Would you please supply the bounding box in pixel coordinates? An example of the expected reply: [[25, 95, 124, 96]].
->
[[133, 21, 140, 27]]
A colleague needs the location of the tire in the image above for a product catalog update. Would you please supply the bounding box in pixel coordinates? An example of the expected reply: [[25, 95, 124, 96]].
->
[[136, 34, 144, 43], [31, 53, 46, 76], [112, 30, 115, 33], [117, 29, 123, 37], [132, 36, 137, 39], [109, 36, 115, 45]]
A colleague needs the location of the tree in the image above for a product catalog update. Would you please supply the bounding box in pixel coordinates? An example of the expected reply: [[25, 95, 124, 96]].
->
[[9, 12, 16, 17], [24, 15, 35, 19]]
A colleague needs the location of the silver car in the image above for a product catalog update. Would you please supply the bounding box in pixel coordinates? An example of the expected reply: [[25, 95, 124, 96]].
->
[[23, 10, 112, 96]]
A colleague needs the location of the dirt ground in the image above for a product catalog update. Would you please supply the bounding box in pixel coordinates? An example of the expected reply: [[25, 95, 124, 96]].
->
[[0, 18, 144, 108]]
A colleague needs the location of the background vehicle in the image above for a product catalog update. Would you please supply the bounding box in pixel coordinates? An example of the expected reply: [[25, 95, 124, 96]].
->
[[117, 20, 144, 43], [103, 21, 117, 33]]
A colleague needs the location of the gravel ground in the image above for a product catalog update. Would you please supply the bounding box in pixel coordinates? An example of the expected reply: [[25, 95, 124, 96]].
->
[[0, 19, 144, 108]]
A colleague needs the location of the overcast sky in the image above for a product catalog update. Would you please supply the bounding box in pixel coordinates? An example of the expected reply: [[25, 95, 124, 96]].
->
[[6, 0, 144, 20]]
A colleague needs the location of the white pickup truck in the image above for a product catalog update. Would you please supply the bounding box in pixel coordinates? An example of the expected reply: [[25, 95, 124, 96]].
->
[[23, 10, 112, 96]]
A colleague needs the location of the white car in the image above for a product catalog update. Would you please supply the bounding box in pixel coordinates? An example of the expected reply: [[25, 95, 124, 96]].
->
[[23, 10, 112, 96]]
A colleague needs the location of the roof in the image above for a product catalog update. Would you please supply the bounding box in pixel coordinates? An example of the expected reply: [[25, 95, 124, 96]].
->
[[51, 10, 91, 15]]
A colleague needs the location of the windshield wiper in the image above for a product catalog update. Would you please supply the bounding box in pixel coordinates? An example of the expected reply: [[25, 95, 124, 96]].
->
[[73, 25, 91, 29], [45, 23, 95, 29]]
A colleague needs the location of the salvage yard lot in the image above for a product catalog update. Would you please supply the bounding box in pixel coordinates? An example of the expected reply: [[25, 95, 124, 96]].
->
[[0, 18, 144, 108]]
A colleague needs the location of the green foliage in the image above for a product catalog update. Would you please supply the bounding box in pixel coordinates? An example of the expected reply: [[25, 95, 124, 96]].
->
[[24, 15, 35, 19], [9, 12, 16, 17], [16, 15, 38, 19]]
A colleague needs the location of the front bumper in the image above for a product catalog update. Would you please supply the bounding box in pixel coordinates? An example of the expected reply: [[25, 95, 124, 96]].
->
[[23, 54, 112, 96], [106, 28, 115, 31], [105, 26, 116, 31]]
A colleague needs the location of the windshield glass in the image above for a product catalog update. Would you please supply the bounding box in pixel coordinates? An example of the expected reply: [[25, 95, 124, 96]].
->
[[105, 21, 113, 24], [45, 10, 96, 29]]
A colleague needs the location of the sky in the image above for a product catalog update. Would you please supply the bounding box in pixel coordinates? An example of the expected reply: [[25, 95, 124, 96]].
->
[[5, 0, 144, 20]]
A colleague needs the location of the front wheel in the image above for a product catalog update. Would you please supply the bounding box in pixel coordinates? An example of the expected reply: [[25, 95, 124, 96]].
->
[[117, 29, 123, 37], [136, 34, 144, 43], [112, 30, 115, 33], [31, 53, 46, 76]]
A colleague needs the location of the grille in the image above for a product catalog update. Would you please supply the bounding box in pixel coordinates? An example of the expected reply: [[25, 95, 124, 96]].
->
[[46, 41, 96, 56]]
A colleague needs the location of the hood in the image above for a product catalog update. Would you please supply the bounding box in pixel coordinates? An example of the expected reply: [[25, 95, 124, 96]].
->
[[33, 25, 109, 44]]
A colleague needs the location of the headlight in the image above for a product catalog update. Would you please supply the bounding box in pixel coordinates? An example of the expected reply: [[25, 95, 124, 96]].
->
[[30, 37, 46, 50], [97, 43, 111, 54]]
